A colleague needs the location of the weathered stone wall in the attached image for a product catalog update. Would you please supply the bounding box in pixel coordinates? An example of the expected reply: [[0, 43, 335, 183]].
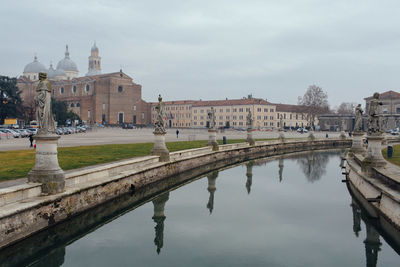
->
[[0, 139, 350, 250]]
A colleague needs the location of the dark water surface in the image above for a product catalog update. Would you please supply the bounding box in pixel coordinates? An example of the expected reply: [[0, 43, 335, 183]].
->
[[2, 150, 400, 266]]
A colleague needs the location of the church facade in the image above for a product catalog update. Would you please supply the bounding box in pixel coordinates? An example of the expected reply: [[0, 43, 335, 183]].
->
[[18, 43, 151, 125]]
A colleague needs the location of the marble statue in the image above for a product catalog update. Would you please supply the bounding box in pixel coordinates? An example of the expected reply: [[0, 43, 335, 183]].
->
[[367, 92, 383, 135], [246, 110, 253, 129], [154, 94, 166, 134], [279, 114, 284, 131], [354, 104, 363, 132], [35, 73, 56, 135], [207, 107, 216, 130]]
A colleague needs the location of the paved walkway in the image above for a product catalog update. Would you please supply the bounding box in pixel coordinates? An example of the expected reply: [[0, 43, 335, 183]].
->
[[0, 127, 343, 151]]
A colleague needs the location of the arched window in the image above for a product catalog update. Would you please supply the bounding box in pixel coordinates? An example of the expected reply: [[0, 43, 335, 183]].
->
[[85, 84, 90, 92], [118, 85, 123, 92], [72, 85, 77, 93], [60, 87, 64, 94], [70, 103, 75, 107], [76, 103, 80, 107]]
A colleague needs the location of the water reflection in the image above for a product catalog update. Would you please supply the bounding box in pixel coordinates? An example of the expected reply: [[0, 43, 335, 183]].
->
[[278, 156, 284, 182], [1, 150, 399, 266], [245, 161, 253, 193], [207, 171, 219, 214], [296, 151, 330, 182], [152, 192, 169, 254]]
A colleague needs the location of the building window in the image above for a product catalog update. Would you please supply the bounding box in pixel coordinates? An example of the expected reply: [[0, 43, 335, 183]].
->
[[233, 115, 237, 120], [70, 103, 75, 107], [200, 109, 204, 113], [194, 109, 197, 113], [270, 116, 273, 120], [296, 114, 298, 120], [60, 87, 64, 94], [226, 116, 230, 120], [194, 116, 197, 120], [226, 108, 230, 112], [257, 115, 261, 120], [270, 122, 274, 126], [239, 115, 243, 120], [76, 103, 80, 107], [103, 103, 106, 110], [133, 105, 136, 111], [219, 109, 223, 112], [290, 114, 292, 119], [284, 114, 286, 119], [264, 108, 268, 112], [72, 85, 77, 93], [239, 108, 243, 112], [233, 108, 237, 112], [219, 116, 223, 120], [239, 122, 243, 126], [200, 121, 204, 126], [118, 85, 123, 92], [141, 112, 144, 120], [270, 109, 274, 112], [257, 108, 261, 112], [85, 84, 90, 92]]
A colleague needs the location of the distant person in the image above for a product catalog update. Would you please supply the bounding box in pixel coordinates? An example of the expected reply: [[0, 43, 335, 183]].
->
[[176, 129, 180, 138], [29, 134, 34, 147]]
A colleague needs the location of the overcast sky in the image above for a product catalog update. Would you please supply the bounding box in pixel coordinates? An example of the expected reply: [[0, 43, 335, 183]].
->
[[1, 0, 399, 107]]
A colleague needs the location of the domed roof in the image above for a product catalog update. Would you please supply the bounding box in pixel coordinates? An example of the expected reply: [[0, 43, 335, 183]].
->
[[47, 64, 56, 78], [91, 41, 99, 52], [23, 56, 47, 73], [56, 45, 78, 72], [47, 63, 66, 79]]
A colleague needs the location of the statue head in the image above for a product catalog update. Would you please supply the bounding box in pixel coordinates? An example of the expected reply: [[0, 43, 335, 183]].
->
[[39, 72, 47, 81], [373, 92, 379, 99], [158, 94, 162, 103], [357, 104, 361, 107]]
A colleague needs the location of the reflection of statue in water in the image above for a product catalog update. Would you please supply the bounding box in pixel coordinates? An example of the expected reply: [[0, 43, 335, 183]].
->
[[152, 192, 169, 254], [207, 171, 218, 214], [207, 107, 216, 130], [350, 199, 362, 237], [154, 94, 166, 134], [367, 93, 383, 136], [364, 221, 382, 267], [278, 157, 284, 182], [246, 110, 253, 129], [35, 73, 56, 135], [245, 161, 253, 194], [354, 104, 363, 132], [296, 151, 331, 182]]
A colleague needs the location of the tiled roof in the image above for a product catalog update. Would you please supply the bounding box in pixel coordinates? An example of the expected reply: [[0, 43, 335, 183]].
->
[[192, 98, 271, 107], [364, 90, 400, 100], [150, 100, 197, 106], [274, 103, 309, 113]]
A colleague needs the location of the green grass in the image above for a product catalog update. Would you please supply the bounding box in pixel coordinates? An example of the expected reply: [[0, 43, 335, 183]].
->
[[0, 138, 275, 181], [382, 144, 400, 166]]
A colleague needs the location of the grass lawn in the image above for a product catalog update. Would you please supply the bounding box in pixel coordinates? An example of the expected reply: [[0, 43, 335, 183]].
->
[[382, 144, 400, 166], [1, 138, 275, 181]]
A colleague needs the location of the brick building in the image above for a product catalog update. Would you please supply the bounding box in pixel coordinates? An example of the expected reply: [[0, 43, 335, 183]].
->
[[18, 44, 151, 125]]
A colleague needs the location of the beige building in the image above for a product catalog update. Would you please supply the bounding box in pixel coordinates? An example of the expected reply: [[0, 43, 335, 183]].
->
[[275, 104, 311, 129], [150, 100, 196, 128]]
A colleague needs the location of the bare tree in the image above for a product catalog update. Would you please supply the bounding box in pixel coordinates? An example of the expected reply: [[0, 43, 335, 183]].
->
[[336, 102, 357, 114], [298, 85, 330, 129]]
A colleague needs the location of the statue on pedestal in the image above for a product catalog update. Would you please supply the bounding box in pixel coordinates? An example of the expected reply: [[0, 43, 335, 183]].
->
[[279, 114, 284, 131], [207, 107, 216, 130], [367, 93, 383, 136], [354, 104, 363, 133], [35, 73, 56, 135], [154, 94, 166, 135], [246, 110, 253, 129]]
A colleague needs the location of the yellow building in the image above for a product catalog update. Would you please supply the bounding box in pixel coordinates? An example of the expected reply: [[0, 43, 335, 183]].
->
[[151, 100, 196, 128], [275, 104, 317, 129]]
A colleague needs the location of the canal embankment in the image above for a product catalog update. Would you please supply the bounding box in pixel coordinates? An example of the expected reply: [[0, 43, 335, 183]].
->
[[0, 138, 350, 250]]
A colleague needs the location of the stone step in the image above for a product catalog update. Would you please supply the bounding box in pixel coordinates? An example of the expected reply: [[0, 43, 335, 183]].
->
[[0, 183, 42, 207]]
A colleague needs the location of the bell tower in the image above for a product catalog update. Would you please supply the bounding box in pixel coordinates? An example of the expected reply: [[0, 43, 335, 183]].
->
[[86, 42, 101, 76]]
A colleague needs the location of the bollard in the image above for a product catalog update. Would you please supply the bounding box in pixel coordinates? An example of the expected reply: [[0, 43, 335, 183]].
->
[[223, 136, 227, 144], [387, 145, 393, 158]]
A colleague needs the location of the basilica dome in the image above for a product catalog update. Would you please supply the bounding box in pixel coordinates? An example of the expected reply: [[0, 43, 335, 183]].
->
[[56, 45, 78, 72], [23, 56, 47, 73]]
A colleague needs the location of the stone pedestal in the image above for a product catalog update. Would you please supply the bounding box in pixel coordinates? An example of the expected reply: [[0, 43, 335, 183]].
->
[[151, 133, 170, 162], [362, 135, 386, 171], [278, 131, 285, 143], [246, 129, 255, 146], [207, 129, 219, 151], [349, 132, 365, 156], [28, 135, 65, 195], [339, 131, 347, 140], [308, 132, 316, 141]]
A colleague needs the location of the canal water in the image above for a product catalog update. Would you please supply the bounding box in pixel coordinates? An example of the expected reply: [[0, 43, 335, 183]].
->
[[1, 150, 399, 266]]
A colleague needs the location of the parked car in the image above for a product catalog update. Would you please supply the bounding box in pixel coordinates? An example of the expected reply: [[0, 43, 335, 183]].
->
[[0, 130, 13, 138], [391, 131, 399, 135], [2, 129, 20, 138], [16, 129, 29, 138], [26, 128, 38, 135]]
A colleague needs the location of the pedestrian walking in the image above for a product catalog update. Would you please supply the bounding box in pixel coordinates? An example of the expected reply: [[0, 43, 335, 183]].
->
[[29, 134, 34, 147], [176, 129, 180, 138]]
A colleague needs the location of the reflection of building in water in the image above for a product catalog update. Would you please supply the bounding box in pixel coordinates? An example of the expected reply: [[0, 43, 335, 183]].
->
[[245, 161, 253, 194], [278, 157, 284, 182], [351, 199, 362, 237], [207, 171, 219, 214], [296, 151, 330, 182], [364, 222, 382, 267], [152, 192, 170, 254]]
